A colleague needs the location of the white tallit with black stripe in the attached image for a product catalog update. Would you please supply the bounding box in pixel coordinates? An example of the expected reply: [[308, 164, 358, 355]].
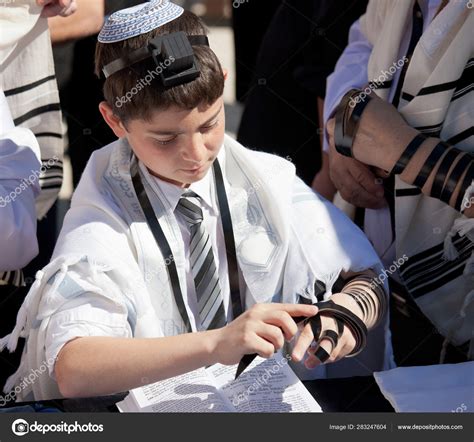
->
[[0, 1, 64, 286], [361, 0, 473, 355]]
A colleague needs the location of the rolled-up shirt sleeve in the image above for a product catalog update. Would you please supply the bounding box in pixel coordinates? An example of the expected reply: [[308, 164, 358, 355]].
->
[[322, 18, 372, 152], [44, 270, 133, 379]]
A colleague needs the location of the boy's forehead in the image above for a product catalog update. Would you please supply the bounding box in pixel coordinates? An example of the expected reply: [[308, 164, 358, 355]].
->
[[136, 99, 224, 129]]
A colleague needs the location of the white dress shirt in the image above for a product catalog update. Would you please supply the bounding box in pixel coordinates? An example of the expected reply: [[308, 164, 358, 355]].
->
[[151, 150, 234, 331], [323, 0, 442, 267], [0, 88, 41, 271], [44, 148, 238, 372]]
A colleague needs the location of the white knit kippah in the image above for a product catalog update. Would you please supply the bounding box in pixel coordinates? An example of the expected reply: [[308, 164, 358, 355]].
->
[[98, 0, 184, 44]]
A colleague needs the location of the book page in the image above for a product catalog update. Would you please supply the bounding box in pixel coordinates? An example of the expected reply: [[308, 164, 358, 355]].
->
[[207, 353, 322, 413], [119, 368, 233, 412]]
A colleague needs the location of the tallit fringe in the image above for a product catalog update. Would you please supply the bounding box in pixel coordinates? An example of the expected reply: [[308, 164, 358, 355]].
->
[[0, 335, 11, 353], [1, 270, 45, 354], [0, 257, 83, 394], [443, 218, 474, 261]]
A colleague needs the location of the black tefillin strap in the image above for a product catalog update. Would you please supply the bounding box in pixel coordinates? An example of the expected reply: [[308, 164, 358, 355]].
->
[[130, 157, 243, 333], [235, 300, 368, 379], [390, 133, 427, 175], [103, 32, 210, 88], [212, 160, 243, 319], [334, 88, 374, 158]]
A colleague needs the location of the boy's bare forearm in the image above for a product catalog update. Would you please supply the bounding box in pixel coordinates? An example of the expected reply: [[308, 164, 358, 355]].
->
[[55, 330, 220, 398], [54, 302, 319, 398]]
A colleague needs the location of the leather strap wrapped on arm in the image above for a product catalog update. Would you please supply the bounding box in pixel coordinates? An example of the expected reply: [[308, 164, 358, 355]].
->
[[234, 300, 368, 378]]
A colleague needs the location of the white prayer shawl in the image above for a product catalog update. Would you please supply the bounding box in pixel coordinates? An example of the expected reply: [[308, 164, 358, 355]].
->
[[1, 135, 393, 400], [360, 0, 473, 353]]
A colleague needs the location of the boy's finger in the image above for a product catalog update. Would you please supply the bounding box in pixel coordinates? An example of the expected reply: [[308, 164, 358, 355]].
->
[[305, 339, 334, 368], [253, 336, 278, 360], [273, 303, 318, 318], [264, 304, 318, 341], [263, 312, 298, 341], [291, 323, 314, 362], [257, 323, 285, 351]]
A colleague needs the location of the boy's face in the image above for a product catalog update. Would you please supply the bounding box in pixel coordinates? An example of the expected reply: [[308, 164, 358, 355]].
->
[[102, 97, 225, 188]]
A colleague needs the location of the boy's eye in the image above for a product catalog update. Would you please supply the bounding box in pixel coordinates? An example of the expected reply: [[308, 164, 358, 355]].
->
[[201, 120, 219, 132], [153, 137, 176, 146]]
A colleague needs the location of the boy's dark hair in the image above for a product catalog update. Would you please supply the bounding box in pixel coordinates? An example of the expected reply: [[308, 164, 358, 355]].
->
[[95, 11, 224, 123]]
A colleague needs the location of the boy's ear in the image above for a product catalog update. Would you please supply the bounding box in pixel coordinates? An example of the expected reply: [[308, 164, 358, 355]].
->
[[223, 68, 228, 81], [98, 101, 127, 138]]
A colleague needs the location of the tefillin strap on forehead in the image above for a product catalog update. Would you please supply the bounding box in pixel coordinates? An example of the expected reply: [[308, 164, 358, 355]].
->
[[102, 32, 210, 87]]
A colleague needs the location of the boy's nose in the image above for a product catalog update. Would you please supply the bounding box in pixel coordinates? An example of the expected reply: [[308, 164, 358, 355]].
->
[[182, 134, 206, 164]]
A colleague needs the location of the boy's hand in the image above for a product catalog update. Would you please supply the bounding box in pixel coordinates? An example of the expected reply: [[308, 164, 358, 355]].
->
[[291, 293, 363, 368], [212, 303, 318, 366]]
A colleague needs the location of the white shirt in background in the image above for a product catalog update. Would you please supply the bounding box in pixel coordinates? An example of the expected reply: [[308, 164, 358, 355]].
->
[[0, 88, 41, 271]]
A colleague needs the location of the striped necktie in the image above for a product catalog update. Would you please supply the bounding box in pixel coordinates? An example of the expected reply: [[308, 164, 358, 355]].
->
[[175, 191, 227, 330]]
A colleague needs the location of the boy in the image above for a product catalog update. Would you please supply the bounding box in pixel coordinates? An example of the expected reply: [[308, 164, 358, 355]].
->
[[1, 0, 393, 401]]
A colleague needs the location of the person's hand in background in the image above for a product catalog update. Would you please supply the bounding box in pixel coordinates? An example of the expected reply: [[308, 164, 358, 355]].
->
[[37, 0, 77, 17], [326, 127, 387, 210], [47, 0, 104, 44]]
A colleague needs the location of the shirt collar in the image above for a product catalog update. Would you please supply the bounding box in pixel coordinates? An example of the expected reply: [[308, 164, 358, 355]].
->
[[147, 144, 226, 213], [151, 163, 215, 213]]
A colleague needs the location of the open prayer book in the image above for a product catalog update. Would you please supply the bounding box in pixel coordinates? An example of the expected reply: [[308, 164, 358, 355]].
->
[[117, 352, 322, 412]]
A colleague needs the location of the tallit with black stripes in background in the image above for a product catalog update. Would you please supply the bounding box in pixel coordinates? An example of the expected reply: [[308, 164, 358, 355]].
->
[[0, 1, 64, 287], [360, 0, 473, 359], [0, 1, 63, 220]]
